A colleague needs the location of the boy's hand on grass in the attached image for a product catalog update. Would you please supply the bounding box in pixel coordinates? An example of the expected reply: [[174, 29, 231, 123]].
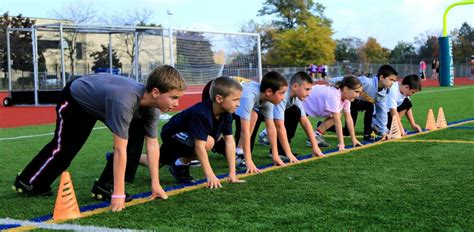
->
[[412, 124, 422, 132], [338, 144, 346, 151], [287, 153, 299, 163], [227, 175, 246, 183], [312, 149, 325, 158], [272, 156, 288, 167], [245, 161, 260, 174], [352, 139, 363, 147], [207, 175, 222, 189], [150, 185, 168, 200], [111, 198, 125, 212]]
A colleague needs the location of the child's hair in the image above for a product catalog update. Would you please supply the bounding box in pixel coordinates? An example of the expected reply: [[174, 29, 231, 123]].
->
[[260, 71, 288, 93], [210, 76, 243, 102], [146, 65, 186, 93], [290, 71, 314, 85], [334, 75, 362, 90], [377, 64, 398, 78], [402, 74, 422, 91]]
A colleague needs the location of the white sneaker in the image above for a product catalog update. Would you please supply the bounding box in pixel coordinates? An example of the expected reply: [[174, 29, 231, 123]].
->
[[258, 130, 269, 146], [190, 160, 201, 167], [307, 132, 330, 147], [315, 132, 330, 147]]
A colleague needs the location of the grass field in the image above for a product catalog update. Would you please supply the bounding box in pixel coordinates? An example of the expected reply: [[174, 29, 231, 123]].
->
[[0, 85, 473, 230]]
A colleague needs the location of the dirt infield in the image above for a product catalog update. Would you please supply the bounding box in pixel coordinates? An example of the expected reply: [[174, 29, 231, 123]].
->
[[1, 78, 473, 128]]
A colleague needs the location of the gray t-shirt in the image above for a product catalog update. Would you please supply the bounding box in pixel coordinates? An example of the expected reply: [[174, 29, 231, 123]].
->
[[70, 73, 159, 139], [273, 90, 306, 120], [235, 82, 273, 120]]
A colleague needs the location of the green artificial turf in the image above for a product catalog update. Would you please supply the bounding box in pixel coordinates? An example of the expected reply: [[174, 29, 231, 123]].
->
[[0, 85, 473, 230]]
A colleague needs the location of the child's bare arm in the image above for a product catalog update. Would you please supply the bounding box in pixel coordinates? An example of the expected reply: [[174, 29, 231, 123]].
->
[[111, 134, 128, 212], [344, 111, 362, 147], [195, 139, 221, 189], [299, 116, 324, 157], [145, 137, 168, 199], [266, 118, 286, 166], [406, 108, 422, 132], [333, 112, 345, 150], [223, 135, 245, 183], [274, 119, 298, 163], [240, 117, 259, 173]]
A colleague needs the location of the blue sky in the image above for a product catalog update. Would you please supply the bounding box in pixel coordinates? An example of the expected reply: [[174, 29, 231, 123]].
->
[[1, 0, 473, 49]]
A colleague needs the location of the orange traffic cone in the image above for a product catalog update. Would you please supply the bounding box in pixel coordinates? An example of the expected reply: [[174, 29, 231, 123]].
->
[[425, 109, 437, 130], [388, 114, 402, 139], [53, 172, 81, 221], [436, 107, 447, 128]]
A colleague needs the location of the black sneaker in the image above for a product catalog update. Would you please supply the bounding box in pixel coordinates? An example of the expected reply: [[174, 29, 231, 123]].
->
[[363, 133, 381, 142], [91, 179, 133, 202], [169, 164, 195, 184], [236, 153, 246, 168], [12, 174, 52, 197]]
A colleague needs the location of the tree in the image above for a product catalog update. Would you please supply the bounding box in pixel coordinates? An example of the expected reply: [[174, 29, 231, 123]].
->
[[239, 19, 273, 54], [390, 41, 417, 63], [265, 17, 335, 66], [1, 12, 46, 73], [51, 1, 97, 77], [257, 0, 335, 66], [415, 33, 439, 59], [89, 44, 122, 71], [334, 37, 363, 62], [452, 22, 474, 61], [257, 0, 331, 29], [359, 37, 389, 64]]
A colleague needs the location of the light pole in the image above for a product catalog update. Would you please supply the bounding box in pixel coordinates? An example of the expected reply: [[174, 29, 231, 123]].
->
[[167, 9, 174, 67]]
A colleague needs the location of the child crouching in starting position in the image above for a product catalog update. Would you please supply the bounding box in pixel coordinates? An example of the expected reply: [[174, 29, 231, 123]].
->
[[303, 75, 364, 151], [141, 76, 245, 187]]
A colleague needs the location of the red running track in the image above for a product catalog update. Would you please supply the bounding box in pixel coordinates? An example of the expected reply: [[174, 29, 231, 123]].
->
[[1, 78, 474, 128]]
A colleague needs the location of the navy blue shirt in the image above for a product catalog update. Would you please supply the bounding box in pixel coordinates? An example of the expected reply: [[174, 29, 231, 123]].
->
[[161, 100, 233, 141]]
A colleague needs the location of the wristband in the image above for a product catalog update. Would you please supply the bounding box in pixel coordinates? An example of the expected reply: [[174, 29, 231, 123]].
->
[[111, 194, 126, 199]]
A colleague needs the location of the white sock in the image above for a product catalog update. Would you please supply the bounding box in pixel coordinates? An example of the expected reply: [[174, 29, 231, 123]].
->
[[174, 159, 190, 166], [236, 147, 244, 155]]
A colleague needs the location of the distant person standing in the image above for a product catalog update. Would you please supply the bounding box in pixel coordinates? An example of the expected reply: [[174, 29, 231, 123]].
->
[[432, 59, 439, 80], [471, 55, 474, 77], [419, 60, 426, 81], [321, 63, 328, 80], [308, 63, 317, 81]]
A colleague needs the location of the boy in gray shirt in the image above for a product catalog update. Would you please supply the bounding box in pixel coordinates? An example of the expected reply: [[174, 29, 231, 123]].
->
[[13, 65, 186, 212]]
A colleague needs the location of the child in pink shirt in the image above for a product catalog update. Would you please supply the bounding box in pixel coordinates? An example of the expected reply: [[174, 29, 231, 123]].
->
[[302, 75, 363, 151]]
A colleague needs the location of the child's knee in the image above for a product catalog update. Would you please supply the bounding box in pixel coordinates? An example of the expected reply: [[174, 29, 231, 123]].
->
[[205, 136, 215, 151]]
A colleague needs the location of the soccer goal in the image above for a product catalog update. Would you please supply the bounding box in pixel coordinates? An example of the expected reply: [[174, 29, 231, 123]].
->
[[165, 28, 262, 84]]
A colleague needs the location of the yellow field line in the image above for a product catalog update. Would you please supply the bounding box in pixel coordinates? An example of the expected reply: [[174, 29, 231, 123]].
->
[[392, 139, 474, 144], [8, 119, 473, 231]]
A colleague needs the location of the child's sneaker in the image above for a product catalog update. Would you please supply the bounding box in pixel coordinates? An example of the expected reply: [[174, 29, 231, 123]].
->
[[258, 131, 269, 146], [190, 159, 201, 167], [12, 174, 52, 197], [315, 131, 330, 147], [169, 164, 195, 184], [105, 151, 113, 161], [236, 153, 246, 168], [363, 131, 381, 142], [91, 179, 133, 202]]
